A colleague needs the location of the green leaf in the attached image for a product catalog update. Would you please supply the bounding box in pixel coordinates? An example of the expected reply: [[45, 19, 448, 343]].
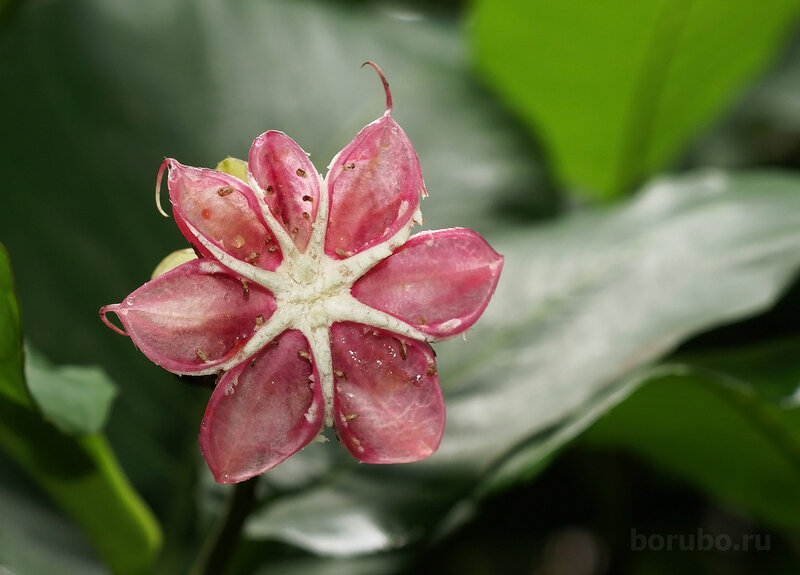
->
[[690, 35, 800, 169], [0, 247, 161, 574], [471, 0, 800, 199], [0, 0, 554, 528], [0, 449, 108, 575], [25, 346, 117, 435], [0, 397, 163, 575], [583, 351, 800, 533], [0, 244, 29, 408], [247, 171, 800, 554]]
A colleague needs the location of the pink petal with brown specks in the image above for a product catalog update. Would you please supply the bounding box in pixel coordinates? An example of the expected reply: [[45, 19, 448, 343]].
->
[[331, 322, 444, 463], [324, 115, 424, 258], [248, 131, 320, 252], [352, 228, 503, 338], [199, 330, 324, 483], [100, 259, 275, 373], [165, 159, 282, 270]]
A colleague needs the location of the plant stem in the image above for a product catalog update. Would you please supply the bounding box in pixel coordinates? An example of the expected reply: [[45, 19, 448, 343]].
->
[[190, 477, 259, 575]]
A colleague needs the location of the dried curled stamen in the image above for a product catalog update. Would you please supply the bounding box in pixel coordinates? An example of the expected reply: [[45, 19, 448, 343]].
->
[[362, 61, 392, 115], [155, 158, 171, 218]]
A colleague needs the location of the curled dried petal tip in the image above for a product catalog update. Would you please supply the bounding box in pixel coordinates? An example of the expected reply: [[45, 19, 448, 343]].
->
[[155, 158, 171, 218], [99, 305, 128, 336], [362, 61, 392, 116]]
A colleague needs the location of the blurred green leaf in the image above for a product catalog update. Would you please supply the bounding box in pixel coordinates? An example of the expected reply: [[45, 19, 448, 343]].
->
[[0, 247, 161, 574], [584, 350, 800, 532], [471, 0, 800, 199], [244, 551, 408, 575], [25, 346, 118, 435], [246, 171, 800, 556], [0, 392, 163, 575], [690, 34, 800, 170], [0, 449, 107, 575], [0, 0, 554, 527], [0, 244, 29, 408]]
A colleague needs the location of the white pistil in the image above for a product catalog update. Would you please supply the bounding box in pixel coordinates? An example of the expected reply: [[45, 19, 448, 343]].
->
[[185, 222, 289, 293], [331, 296, 431, 342], [306, 325, 335, 427], [246, 169, 301, 259], [308, 172, 330, 260], [336, 203, 422, 277]]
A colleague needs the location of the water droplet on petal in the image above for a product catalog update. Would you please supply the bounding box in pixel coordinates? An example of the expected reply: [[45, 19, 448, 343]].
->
[[232, 235, 245, 248]]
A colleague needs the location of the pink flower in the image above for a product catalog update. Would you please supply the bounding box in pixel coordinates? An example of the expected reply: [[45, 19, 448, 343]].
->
[[100, 64, 503, 483]]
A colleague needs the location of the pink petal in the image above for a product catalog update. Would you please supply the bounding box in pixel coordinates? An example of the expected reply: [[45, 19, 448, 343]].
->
[[351, 228, 503, 338], [199, 330, 324, 483], [248, 132, 320, 252], [162, 159, 282, 270], [324, 115, 424, 258], [330, 322, 444, 463], [100, 259, 276, 373]]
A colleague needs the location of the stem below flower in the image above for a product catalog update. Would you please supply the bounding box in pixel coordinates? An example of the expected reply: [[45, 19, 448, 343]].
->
[[190, 477, 259, 575]]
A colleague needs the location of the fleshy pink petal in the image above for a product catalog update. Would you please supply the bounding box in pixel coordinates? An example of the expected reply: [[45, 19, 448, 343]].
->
[[199, 330, 324, 483], [324, 114, 424, 258], [330, 322, 444, 463], [351, 228, 503, 338], [162, 159, 282, 270], [100, 259, 276, 373], [248, 131, 320, 252]]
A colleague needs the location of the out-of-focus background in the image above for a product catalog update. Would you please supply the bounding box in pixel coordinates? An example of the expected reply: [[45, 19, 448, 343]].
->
[[2, 1, 800, 573]]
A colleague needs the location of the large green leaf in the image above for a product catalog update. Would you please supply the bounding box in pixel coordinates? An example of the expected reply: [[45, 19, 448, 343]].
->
[[690, 34, 800, 170], [471, 0, 800, 199], [0, 245, 28, 408], [0, 246, 161, 574], [584, 342, 800, 532], [0, 0, 554, 527], [245, 171, 800, 558], [0, 449, 107, 575]]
